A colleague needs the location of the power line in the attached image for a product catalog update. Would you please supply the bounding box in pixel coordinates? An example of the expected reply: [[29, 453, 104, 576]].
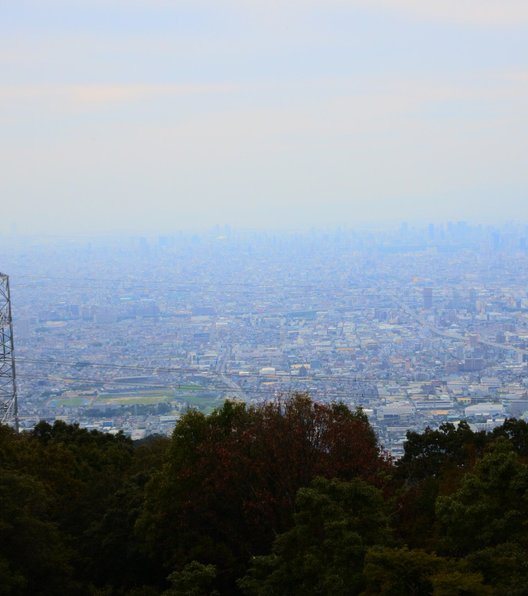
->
[[18, 356, 199, 374], [15, 372, 378, 401], [12, 275, 397, 293], [13, 274, 351, 287], [17, 357, 398, 383]]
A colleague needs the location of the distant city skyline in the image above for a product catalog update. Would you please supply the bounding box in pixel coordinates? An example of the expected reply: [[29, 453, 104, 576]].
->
[[5, 224, 528, 449], [2, 0, 527, 234]]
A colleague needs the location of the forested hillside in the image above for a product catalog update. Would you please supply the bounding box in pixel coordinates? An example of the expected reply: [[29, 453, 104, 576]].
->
[[2, 395, 528, 595]]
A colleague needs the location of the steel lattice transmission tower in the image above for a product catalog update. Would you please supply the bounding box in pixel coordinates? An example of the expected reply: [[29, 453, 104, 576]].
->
[[0, 272, 18, 432]]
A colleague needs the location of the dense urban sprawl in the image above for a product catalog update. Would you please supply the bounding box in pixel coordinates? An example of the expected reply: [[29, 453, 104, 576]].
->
[[4, 223, 528, 456]]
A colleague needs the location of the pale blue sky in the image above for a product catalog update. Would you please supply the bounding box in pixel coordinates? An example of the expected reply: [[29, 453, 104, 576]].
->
[[1, 0, 527, 234]]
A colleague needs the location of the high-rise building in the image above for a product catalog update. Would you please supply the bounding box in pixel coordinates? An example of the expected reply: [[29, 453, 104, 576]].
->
[[423, 287, 433, 309], [469, 288, 478, 313]]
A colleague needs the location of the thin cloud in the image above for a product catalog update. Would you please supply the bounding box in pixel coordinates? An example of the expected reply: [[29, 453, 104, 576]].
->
[[357, 0, 528, 26], [132, 0, 528, 26], [19, 0, 528, 26], [0, 83, 237, 107], [504, 72, 528, 82]]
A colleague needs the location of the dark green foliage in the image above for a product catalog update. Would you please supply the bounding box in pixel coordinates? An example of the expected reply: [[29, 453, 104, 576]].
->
[[397, 421, 486, 483], [466, 543, 528, 595], [0, 470, 74, 595], [164, 562, 219, 596], [0, 419, 169, 594], [436, 440, 528, 556], [362, 547, 490, 595], [490, 418, 528, 456], [394, 420, 513, 550], [239, 477, 389, 595], [3, 398, 528, 595], [392, 422, 484, 550]]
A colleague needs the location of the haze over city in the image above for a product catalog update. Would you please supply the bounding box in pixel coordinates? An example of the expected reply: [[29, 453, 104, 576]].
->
[[2, 0, 528, 234], [4, 2, 528, 594]]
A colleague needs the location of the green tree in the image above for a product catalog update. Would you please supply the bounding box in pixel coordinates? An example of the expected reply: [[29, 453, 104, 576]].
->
[[238, 477, 389, 595], [164, 561, 219, 596], [0, 556, 26, 596], [82, 434, 170, 591], [436, 440, 528, 556], [397, 422, 485, 484], [0, 469, 75, 595], [490, 418, 528, 456], [395, 422, 488, 550], [361, 546, 490, 595], [466, 543, 528, 596]]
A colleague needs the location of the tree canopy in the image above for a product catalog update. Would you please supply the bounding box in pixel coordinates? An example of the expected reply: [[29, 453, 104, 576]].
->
[[1, 397, 528, 594]]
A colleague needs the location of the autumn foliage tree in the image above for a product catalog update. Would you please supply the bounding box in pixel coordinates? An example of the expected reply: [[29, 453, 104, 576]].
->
[[4, 397, 528, 594], [138, 394, 390, 592]]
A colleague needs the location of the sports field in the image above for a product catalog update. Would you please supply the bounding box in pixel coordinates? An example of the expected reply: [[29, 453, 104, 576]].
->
[[50, 383, 223, 412]]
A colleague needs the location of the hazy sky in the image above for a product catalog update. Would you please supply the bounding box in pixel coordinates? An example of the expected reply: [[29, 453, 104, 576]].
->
[[2, 0, 528, 234]]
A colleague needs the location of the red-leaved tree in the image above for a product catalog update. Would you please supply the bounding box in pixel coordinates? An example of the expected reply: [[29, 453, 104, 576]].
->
[[138, 394, 390, 593]]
